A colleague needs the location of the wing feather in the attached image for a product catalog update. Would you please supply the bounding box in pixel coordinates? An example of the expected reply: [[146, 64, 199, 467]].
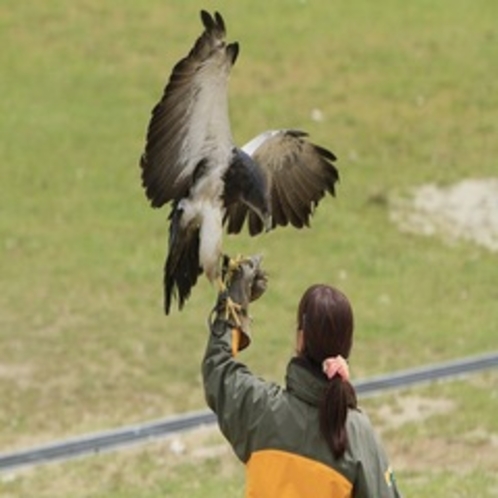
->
[[140, 11, 238, 207], [273, 171, 306, 227], [224, 201, 248, 234], [229, 129, 339, 235], [248, 212, 264, 236], [269, 180, 288, 227]]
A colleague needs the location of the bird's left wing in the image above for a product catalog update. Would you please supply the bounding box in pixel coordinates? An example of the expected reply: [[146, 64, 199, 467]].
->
[[224, 130, 339, 235], [140, 11, 238, 207]]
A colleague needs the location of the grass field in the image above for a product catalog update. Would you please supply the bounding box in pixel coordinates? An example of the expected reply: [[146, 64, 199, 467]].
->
[[2, 370, 497, 497], [1, 0, 497, 496]]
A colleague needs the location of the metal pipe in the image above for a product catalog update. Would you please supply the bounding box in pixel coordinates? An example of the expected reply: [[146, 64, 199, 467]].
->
[[1, 351, 497, 472]]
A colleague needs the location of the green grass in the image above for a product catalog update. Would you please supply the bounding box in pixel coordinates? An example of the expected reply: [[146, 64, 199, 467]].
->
[[2, 371, 497, 497], [1, 0, 498, 495]]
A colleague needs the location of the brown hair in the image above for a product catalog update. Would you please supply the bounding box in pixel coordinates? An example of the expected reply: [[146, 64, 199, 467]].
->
[[297, 284, 357, 459]]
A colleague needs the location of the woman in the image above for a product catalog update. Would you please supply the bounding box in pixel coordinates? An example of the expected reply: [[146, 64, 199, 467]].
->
[[202, 257, 401, 497]]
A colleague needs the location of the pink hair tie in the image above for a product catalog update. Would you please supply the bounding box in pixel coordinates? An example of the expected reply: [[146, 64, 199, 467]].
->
[[322, 355, 350, 381]]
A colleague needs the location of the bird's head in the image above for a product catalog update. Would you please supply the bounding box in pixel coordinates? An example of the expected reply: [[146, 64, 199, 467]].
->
[[235, 166, 272, 231], [224, 149, 273, 233], [243, 189, 272, 232]]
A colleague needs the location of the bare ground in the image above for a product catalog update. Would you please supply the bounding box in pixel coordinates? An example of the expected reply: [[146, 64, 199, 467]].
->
[[390, 178, 498, 252]]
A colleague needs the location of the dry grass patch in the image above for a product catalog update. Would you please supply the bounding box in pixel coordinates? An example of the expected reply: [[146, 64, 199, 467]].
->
[[391, 178, 498, 252]]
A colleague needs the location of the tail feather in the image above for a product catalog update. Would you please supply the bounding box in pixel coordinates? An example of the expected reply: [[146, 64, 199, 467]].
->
[[164, 206, 202, 314]]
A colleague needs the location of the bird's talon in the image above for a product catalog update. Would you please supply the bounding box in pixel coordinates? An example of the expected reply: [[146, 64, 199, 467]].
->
[[225, 296, 242, 326]]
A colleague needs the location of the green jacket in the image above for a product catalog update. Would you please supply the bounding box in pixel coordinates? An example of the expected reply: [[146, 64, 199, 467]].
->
[[202, 318, 402, 498]]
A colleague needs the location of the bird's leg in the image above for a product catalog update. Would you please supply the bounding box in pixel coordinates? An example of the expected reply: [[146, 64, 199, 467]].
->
[[216, 276, 242, 327], [218, 254, 251, 327]]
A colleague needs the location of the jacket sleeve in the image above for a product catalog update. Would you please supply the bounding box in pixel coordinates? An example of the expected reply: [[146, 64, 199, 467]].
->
[[350, 411, 402, 498], [202, 318, 282, 463]]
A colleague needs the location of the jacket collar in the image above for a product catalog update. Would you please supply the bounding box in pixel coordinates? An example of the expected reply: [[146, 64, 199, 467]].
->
[[285, 357, 327, 406]]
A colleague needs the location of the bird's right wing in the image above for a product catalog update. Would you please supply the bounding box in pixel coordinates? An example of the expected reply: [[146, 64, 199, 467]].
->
[[224, 130, 339, 235], [140, 11, 238, 207]]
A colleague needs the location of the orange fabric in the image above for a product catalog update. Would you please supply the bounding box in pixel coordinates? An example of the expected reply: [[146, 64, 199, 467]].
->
[[246, 449, 353, 498]]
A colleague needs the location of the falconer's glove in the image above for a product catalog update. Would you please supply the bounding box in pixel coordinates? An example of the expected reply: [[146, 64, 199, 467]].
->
[[214, 255, 268, 354]]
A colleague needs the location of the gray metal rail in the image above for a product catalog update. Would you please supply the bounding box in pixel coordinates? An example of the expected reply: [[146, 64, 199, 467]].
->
[[1, 351, 497, 473]]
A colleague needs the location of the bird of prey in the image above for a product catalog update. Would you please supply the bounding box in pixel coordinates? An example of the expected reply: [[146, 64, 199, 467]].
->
[[140, 10, 339, 314]]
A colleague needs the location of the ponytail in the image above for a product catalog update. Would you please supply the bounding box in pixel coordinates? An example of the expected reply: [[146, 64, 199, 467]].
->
[[320, 377, 357, 459]]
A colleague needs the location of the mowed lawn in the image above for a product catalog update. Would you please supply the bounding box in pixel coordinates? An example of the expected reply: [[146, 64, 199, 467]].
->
[[1, 0, 497, 496]]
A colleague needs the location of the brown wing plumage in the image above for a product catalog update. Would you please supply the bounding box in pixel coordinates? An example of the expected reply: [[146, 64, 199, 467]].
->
[[140, 11, 238, 208], [224, 130, 338, 235]]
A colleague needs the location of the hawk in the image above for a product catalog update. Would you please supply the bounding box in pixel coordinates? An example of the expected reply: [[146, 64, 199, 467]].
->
[[140, 10, 339, 314]]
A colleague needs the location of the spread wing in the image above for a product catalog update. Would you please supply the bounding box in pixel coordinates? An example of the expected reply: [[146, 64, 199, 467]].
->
[[224, 130, 339, 235], [140, 11, 239, 208]]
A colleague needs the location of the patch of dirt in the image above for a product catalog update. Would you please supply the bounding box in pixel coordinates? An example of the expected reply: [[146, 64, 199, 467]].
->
[[0, 364, 33, 382], [390, 178, 498, 251], [365, 384, 498, 476], [375, 395, 455, 430], [390, 427, 498, 474]]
